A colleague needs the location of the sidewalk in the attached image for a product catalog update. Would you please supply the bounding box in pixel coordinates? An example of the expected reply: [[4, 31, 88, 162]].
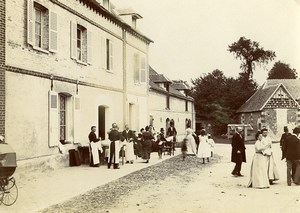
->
[[0, 150, 180, 213]]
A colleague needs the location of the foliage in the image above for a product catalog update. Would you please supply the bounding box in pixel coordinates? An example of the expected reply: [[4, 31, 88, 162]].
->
[[191, 70, 257, 135], [228, 37, 276, 79], [267, 61, 297, 79]]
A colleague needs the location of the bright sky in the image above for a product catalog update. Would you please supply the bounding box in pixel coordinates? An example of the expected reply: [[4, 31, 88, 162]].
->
[[114, 0, 300, 85]]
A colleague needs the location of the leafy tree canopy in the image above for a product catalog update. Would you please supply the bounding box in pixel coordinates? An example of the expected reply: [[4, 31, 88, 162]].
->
[[191, 70, 257, 135], [268, 61, 297, 79], [228, 37, 276, 80]]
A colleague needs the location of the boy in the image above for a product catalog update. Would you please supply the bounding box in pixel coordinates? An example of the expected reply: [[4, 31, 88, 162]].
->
[[181, 138, 188, 161]]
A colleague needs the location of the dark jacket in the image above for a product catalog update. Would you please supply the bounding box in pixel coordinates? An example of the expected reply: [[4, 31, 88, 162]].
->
[[284, 134, 300, 160], [122, 130, 135, 141], [231, 132, 246, 163], [109, 129, 124, 142], [88, 132, 100, 143], [280, 132, 291, 160]]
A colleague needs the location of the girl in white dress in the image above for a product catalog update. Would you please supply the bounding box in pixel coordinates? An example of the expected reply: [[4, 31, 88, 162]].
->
[[197, 129, 211, 163]]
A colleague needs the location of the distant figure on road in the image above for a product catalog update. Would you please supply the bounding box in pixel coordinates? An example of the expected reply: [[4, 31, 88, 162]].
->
[[207, 134, 215, 158], [280, 126, 291, 160], [248, 131, 271, 188], [283, 127, 300, 186], [231, 127, 246, 177], [261, 128, 279, 184]]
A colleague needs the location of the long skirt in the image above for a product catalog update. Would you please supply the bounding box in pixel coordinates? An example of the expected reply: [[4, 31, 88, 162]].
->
[[186, 135, 197, 155], [142, 141, 152, 160], [248, 153, 270, 188], [267, 154, 280, 181], [197, 142, 210, 158]]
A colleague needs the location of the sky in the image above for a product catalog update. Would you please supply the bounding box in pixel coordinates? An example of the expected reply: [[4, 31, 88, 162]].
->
[[113, 0, 300, 85]]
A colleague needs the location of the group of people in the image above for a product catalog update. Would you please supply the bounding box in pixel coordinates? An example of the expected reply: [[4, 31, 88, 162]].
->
[[231, 127, 279, 188], [88, 122, 178, 169], [182, 125, 215, 163], [231, 125, 300, 189]]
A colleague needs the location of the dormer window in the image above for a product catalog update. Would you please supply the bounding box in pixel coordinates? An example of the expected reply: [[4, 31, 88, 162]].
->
[[103, 0, 110, 10]]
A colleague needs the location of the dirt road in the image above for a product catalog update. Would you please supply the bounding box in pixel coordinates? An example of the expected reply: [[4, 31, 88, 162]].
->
[[41, 143, 300, 213]]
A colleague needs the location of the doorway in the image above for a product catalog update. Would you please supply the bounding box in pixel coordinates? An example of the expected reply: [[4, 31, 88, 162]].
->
[[98, 106, 106, 140]]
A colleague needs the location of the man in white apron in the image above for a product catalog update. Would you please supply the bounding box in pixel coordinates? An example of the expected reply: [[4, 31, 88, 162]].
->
[[122, 124, 135, 164], [88, 126, 103, 167]]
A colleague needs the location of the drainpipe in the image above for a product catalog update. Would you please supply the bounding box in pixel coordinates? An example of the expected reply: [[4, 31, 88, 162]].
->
[[122, 29, 127, 128]]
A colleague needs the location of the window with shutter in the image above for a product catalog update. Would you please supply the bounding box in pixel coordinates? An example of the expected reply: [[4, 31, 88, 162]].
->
[[27, 1, 55, 52], [71, 23, 88, 64]]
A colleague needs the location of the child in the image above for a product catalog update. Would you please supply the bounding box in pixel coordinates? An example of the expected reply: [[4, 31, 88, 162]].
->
[[207, 134, 215, 158], [181, 138, 188, 161]]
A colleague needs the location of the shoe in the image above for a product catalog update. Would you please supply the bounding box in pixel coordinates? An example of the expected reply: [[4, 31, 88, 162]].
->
[[288, 183, 291, 186], [126, 161, 130, 164], [237, 173, 244, 177], [130, 161, 134, 164], [146, 160, 149, 163]]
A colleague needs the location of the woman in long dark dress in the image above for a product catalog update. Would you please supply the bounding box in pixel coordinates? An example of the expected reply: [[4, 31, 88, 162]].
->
[[142, 126, 154, 163]]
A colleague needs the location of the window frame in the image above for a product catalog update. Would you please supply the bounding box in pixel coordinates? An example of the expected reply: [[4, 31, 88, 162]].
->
[[34, 7, 42, 48]]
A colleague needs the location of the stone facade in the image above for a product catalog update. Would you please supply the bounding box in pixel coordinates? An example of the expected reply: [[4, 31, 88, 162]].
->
[[2, 0, 152, 161]]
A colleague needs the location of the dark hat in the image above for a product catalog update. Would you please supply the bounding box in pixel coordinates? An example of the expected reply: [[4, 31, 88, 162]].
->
[[160, 128, 164, 132], [293, 127, 300, 134]]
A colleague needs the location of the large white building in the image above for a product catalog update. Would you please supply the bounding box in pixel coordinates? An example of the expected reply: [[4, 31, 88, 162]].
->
[[2, 0, 151, 162], [0, 0, 195, 167]]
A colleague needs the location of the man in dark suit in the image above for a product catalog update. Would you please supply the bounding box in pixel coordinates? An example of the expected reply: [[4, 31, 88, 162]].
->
[[280, 126, 291, 160], [283, 127, 300, 186], [231, 126, 246, 177]]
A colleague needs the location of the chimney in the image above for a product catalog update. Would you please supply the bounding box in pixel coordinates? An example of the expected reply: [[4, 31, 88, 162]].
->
[[118, 8, 142, 29]]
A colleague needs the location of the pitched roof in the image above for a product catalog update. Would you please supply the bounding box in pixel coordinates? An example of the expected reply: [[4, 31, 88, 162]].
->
[[149, 66, 193, 101], [237, 79, 300, 113], [149, 66, 171, 83], [263, 79, 300, 100], [172, 81, 190, 90], [237, 84, 279, 113]]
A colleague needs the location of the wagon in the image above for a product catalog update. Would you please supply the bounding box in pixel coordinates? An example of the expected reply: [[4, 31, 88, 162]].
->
[[0, 143, 18, 206]]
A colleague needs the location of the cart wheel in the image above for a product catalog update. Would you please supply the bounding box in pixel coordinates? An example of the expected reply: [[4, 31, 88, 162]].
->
[[1, 177, 18, 206]]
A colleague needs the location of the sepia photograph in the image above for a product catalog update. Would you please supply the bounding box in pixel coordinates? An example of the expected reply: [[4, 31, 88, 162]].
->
[[0, 0, 300, 212]]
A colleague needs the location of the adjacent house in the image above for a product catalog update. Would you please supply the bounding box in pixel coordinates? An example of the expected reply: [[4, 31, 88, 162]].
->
[[148, 66, 195, 140], [2, 0, 152, 163], [236, 79, 300, 141]]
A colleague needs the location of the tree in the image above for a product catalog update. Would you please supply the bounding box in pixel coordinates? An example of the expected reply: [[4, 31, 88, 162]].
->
[[268, 61, 297, 79], [191, 69, 257, 135], [228, 37, 276, 80]]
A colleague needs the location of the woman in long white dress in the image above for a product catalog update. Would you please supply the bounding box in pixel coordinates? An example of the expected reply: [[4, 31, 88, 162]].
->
[[185, 128, 197, 155], [248, 131, 272, 189], [197, 129, 211, 163]]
